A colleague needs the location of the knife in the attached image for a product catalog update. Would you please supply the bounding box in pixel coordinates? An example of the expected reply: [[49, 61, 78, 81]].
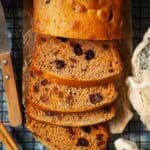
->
[[0, 1, 22, 127]]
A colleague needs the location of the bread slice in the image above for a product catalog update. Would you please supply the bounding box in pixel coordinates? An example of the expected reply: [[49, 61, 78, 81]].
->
[[27, 70, 118, 113], [31, 35, 122, 87], [33, 0, 129, 40], [26, 118, 109, 150], [26, 103, 116, 127]]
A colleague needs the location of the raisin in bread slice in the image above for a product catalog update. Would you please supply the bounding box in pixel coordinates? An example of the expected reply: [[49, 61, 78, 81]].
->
[[27, 70, 118, 113], [31, 35, 122, 87], [26, 118, 109, 150], [33, 0, 130, 40], [26, 103, 116, 127]]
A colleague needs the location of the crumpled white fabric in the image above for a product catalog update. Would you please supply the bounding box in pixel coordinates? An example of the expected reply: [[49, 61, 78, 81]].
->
[[114, 138, 139, 150], [126, 27, 150, 130], [131, 27, 150, 83]]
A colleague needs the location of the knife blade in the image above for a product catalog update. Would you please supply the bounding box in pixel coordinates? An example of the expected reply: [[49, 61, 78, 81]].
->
[[0, 1, 22, 127], [0, 1, 9, 53]]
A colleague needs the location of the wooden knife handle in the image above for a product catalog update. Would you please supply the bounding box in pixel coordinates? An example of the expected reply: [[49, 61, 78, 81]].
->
[[0, 123, 18, 150], [0, 52, 22, 127]]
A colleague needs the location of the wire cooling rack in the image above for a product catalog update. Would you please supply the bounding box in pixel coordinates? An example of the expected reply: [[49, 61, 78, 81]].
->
[[0, 0, 149, 149]]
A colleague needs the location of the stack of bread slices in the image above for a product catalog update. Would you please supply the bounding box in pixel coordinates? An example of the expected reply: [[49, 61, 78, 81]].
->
[[25, 0, 129, 149]]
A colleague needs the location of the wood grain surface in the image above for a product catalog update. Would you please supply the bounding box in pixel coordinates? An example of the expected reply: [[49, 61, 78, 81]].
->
[[0, 52, 22, 127]]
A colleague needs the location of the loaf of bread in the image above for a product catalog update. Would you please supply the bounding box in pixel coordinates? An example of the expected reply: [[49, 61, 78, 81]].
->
[[33, 0, 128, 40], [26, 118, 109, 150], [24, 0, 127, 149], [27, 70, 117, 113], [31, 35, 122, 87], [26, 104, 116, 127]]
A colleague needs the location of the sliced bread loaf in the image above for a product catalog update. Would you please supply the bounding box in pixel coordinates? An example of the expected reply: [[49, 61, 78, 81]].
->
[[26, 104, 116, 127], [26, 118, 109, 150], [31, 35, 122, 87], [27, 70, 118, 113]]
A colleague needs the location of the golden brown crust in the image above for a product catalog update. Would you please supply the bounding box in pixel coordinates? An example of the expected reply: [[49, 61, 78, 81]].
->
[[26, 103, 116, 127], [31, 67, 121, 87], [33, 0, 130, 40], [27, 99, 116, 114]]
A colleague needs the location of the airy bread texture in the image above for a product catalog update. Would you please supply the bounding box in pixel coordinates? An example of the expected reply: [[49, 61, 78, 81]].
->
[[26, 104, 116, 127], [26, 118, 109, 150], [27, 70, 117, 113], [33, 0, 128, 40], [31, 35, 122, 87]]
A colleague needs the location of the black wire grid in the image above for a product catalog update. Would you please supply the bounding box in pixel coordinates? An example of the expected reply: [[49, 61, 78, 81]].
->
[[0, 0, 150, 149]]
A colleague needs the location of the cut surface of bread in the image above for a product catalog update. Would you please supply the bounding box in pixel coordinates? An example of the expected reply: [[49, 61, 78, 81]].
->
[[27, 70, 118, 113], [33, 0, 129, 40], [26, 104, 116, 127], [26, 118, 109, 150], [31, 35, 122, 87]]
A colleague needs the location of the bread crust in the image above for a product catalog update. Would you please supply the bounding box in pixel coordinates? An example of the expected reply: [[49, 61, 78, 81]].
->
[[31, 67, 121, 87], [27, 99, 116, 113], [26, 103, 116, 127], [33, 0, 130, 40]]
